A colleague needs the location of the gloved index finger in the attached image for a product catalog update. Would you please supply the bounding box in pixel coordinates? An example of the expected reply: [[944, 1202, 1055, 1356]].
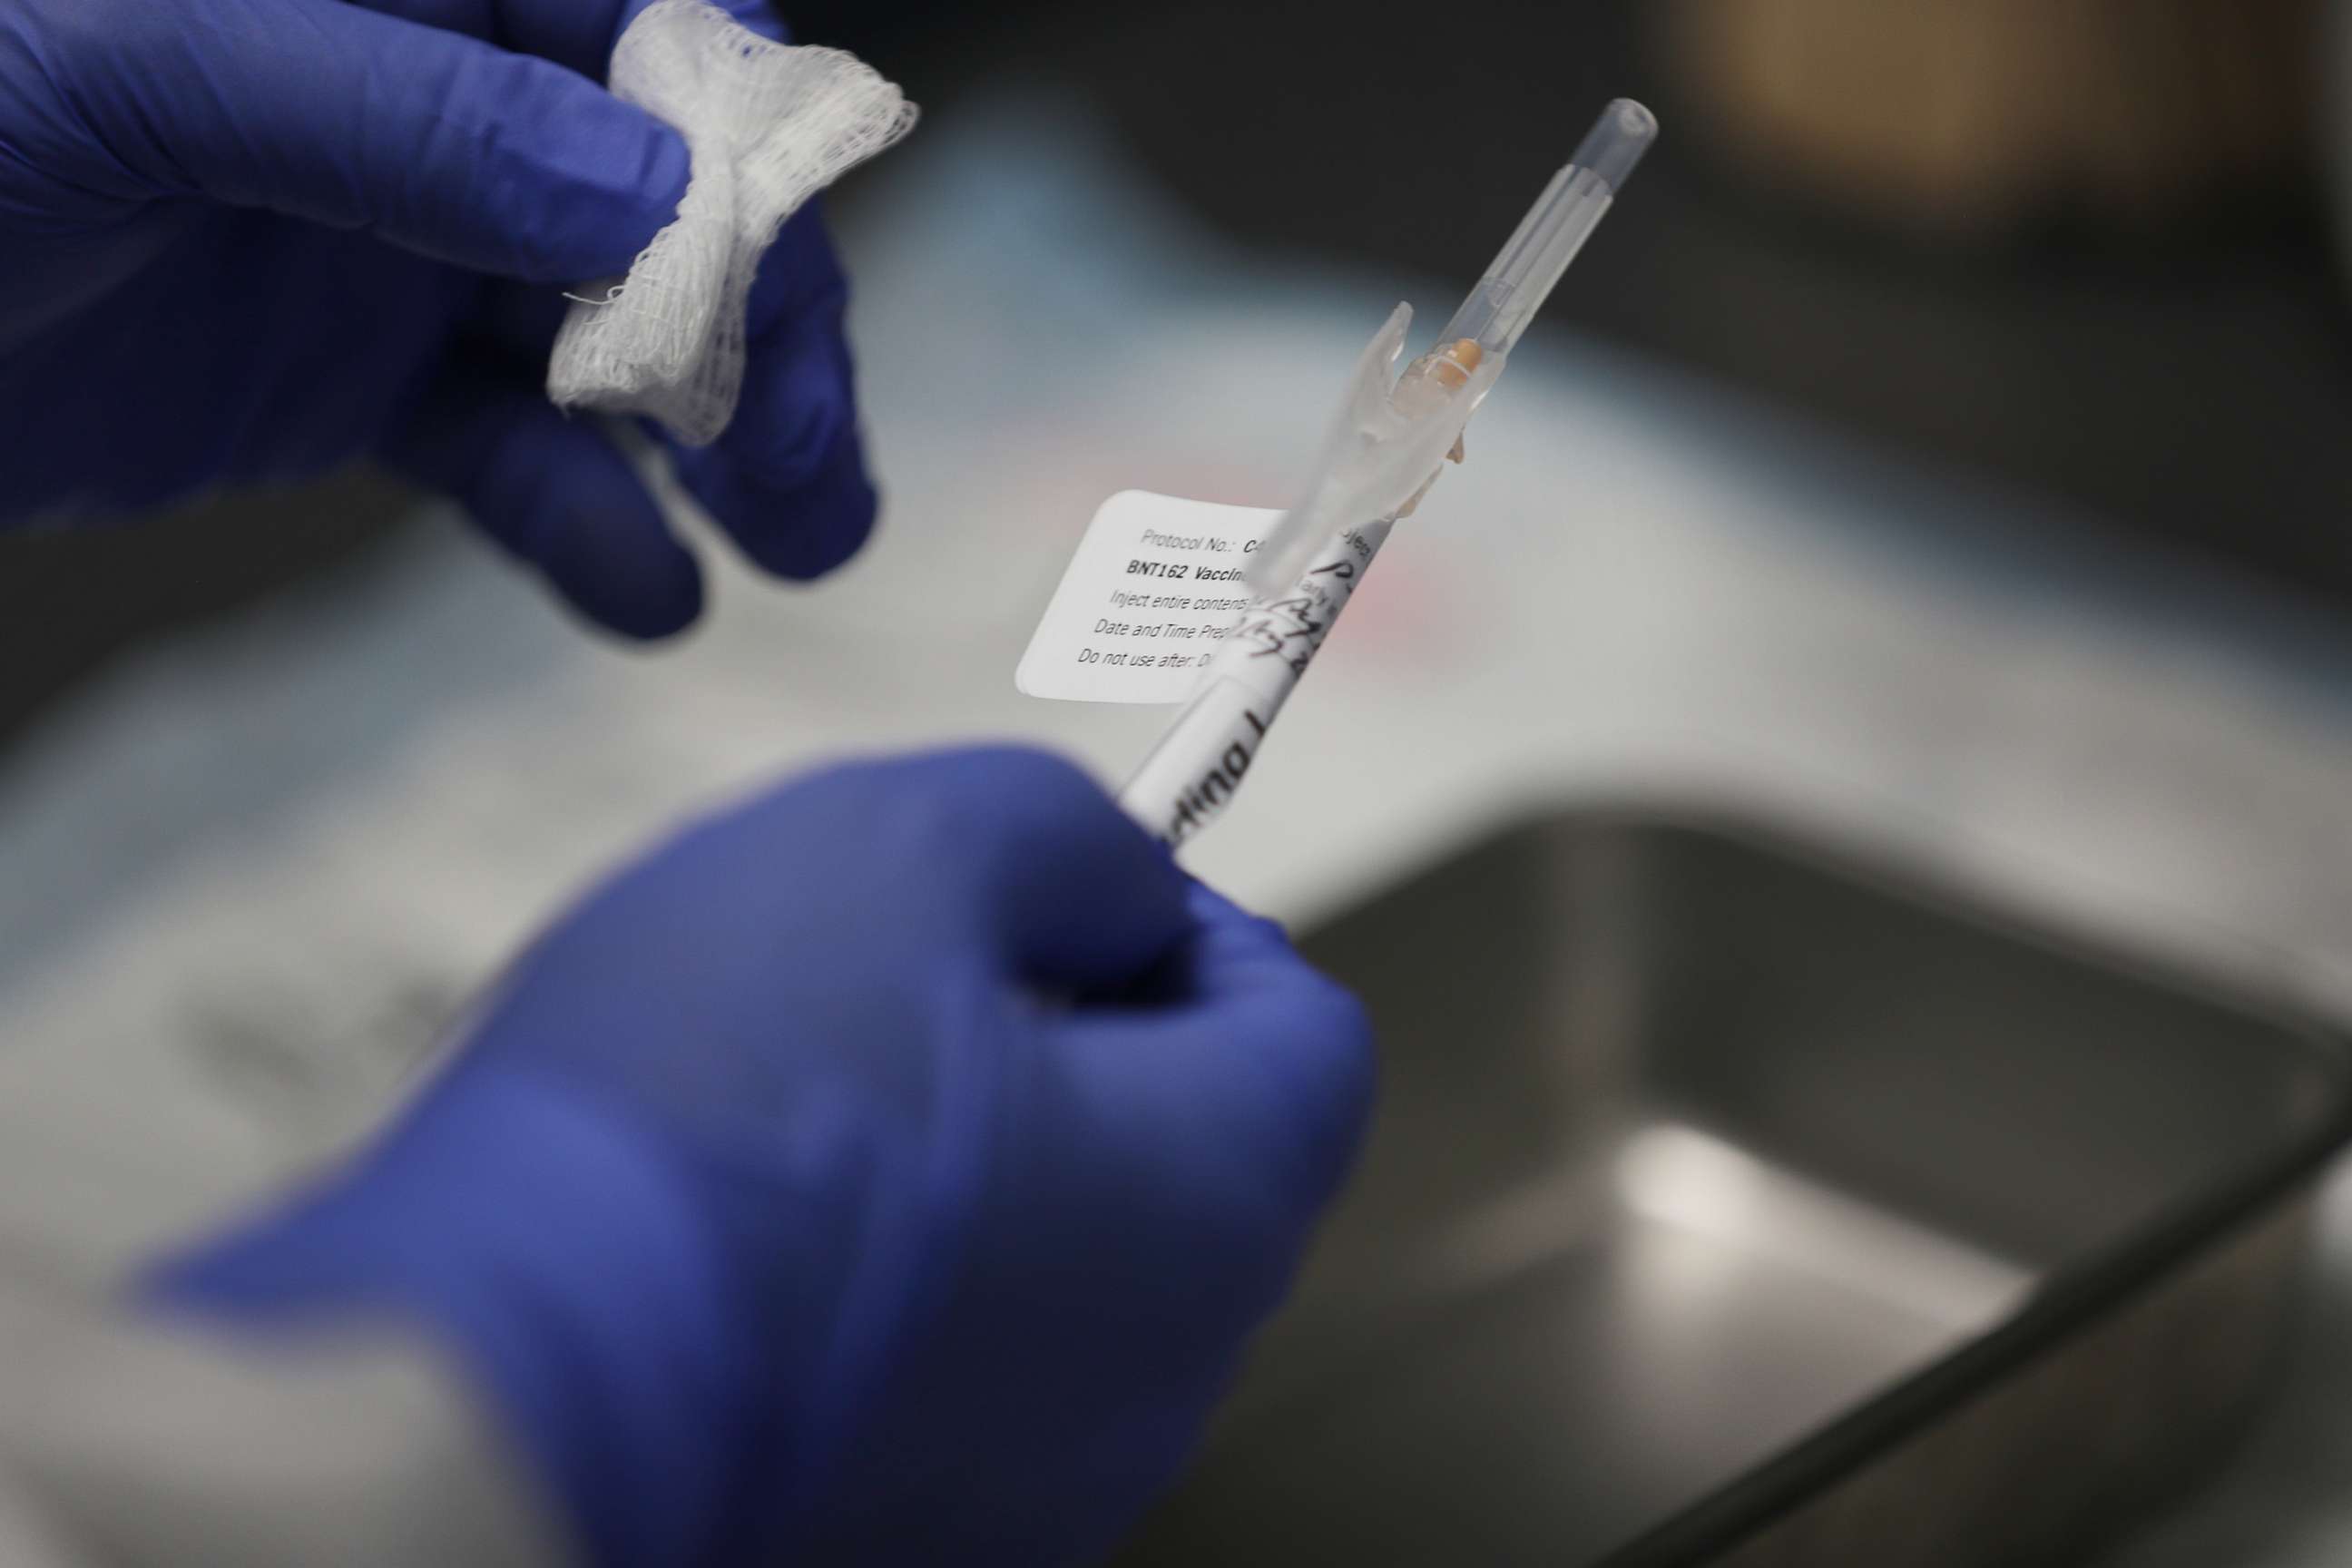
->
[[90, 0, 690, 282], [847, 749, 1197, 995], [1063, 881, 1377, 1203], [333, 0, 787, 79]]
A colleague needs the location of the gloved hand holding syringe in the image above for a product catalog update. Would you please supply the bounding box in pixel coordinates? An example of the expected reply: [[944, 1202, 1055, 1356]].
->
[[1120, 99, 1658, 848]]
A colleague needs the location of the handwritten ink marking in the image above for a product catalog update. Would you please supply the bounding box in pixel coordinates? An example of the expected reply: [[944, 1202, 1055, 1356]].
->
[[1159, 713, 1269, 847]]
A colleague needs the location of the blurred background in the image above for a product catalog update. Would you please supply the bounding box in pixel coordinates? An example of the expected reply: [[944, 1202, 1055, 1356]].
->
[[10, 0, 2352, 1562]]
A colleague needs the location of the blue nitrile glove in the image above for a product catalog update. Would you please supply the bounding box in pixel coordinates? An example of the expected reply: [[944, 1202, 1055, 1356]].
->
[[151, 748, 1376, 1568], [0, 0, 875, 639]]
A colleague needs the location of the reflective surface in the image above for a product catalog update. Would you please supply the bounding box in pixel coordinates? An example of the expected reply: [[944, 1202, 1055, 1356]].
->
[[1116, 811, 2349, 1565]]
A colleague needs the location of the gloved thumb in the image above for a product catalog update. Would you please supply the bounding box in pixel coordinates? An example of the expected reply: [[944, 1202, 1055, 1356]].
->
[[1059, 881, 1377, 1230], [60, 0, 687, 282]]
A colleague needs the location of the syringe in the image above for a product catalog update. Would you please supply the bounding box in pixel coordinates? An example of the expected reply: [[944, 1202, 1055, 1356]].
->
[[1119, 99, 1657, 850]]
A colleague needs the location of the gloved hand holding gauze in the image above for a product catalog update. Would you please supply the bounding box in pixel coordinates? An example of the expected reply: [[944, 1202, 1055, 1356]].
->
[[547, 0, 916, 446]]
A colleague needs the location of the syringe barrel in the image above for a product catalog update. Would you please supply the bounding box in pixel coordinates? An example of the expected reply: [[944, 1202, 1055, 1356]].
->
[[1572, 97, 1658, 193], [1437, 98, 1656, 355]]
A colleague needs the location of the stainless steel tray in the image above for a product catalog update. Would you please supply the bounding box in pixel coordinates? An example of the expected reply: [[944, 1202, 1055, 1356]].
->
[[1115, 808, 2352, 1566]]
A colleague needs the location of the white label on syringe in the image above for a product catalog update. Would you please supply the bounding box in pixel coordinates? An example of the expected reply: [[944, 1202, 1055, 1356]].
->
[[1015, 491, 1283, 705], [1118, 518, 1396, 848], [1217, 520, 1390, 703]]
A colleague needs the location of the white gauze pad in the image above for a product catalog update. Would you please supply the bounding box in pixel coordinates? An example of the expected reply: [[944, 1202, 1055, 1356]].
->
[[547, 0, 916, 446]]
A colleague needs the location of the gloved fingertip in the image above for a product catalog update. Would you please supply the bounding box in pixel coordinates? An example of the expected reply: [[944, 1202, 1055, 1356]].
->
[[392, 377, 708, 640], [475, 445, 705, 640], [674, 429, 879, 583], [535, 501, 708, 642], [1181, 879, 1291, 946], [949, 748, 1195, 983], [1289, 976, 1379, 1174], [501, 89, 692, 283], [1128, 886, 1378, 1195]]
